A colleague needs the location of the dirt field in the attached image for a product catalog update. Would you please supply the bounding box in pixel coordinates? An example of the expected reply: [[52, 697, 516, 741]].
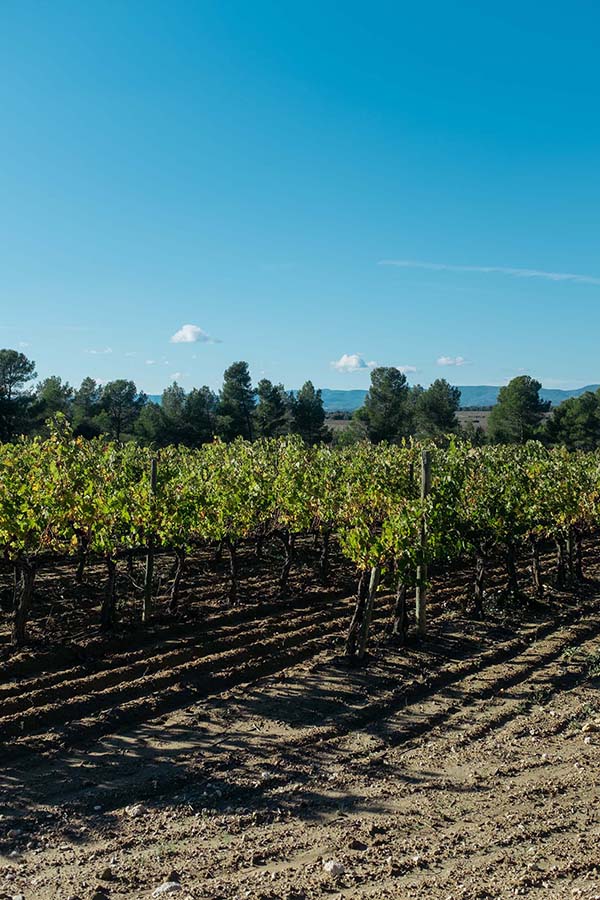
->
[[0, 548, 599, 899]]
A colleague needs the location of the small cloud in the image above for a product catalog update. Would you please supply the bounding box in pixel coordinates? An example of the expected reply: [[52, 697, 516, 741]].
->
[[437, 355, 467, 367], [86, 347, 113, 355], [145, 359, 156, 366], [170, 323, 219, 344], [124, 351, 137, 358], [170, 372, 187, 381], [331, 353, 376, 373], [18, 341, 30, 349], [396, 365, 417, 374]]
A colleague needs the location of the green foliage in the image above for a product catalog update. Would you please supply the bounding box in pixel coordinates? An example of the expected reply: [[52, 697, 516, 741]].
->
[[2, 431, 600, 620], [415, 378, 460, 437], [72, 377, 103, 438], [99, 379, 147, 441], [488, 376, 550, 444], [0, 349, 37, 400], [355, 367, 414, 443], [291, 381, 330, 444], [33, 377, 74, 434], [0, 349, 37, 440], [542, 390, 600, 451], [254, 379, 290, 438], [218, 361, 256, 441]]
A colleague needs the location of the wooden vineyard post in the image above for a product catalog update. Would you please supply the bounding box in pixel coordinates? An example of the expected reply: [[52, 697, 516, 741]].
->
[[143, 457, 158, 624], [357, 565, 381, 661], [415, 449, 431, 637]]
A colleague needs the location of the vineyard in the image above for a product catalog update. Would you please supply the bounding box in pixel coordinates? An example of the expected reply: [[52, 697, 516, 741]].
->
[[1, 422, 598, 650], [1, 428, 599, 898]]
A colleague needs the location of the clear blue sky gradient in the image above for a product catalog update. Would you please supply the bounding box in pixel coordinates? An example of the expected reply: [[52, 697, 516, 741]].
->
[[1, 1, 599, 393]]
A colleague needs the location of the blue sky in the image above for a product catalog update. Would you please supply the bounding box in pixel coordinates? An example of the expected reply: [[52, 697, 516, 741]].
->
[[1, 1, 599, 393]]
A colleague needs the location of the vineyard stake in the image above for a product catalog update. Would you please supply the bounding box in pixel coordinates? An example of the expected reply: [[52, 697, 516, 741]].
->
[[415, 449, 431, 636], [357, 564, 381, 660], [143, 458, 158, 624]]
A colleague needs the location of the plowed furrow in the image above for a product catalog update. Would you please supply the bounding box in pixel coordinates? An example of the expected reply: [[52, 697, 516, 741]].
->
[[0, 597, 394, 743], [0, 596, 357, 716], [0, 588, 352, 695]]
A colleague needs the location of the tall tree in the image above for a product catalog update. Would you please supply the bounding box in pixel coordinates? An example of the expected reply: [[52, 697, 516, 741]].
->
[[415, 378, 461, 437], [135, 401, 168, 446], [99, 379, 146, 441], [72, 377, 103, 438], [0, 349, 37, 440], [543, 390, 600, 451], [183, 386, 218, 446], [254, 379, 290, 438], [0, 349, 37, 400], [291, 381, 329, 444], [355, 367, 414, 443], [487, 376, 550, 444], [33, 376, 74, 433], [217, 362, 256, 441], [136, 384, 218, 447], [158, 382, 187, 444]]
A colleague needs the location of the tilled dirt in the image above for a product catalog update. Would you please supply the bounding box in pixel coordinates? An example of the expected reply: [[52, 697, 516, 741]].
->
[[0, 589, 598, 899]]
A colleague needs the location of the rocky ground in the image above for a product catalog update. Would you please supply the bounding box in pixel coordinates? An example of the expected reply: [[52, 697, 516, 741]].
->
[[1, 592, 599, 899]]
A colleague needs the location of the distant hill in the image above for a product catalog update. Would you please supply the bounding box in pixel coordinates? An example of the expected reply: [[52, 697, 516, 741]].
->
[[147, 385, 600, 414], [456, 384, 600, 409], [318, 389, 368, 412], [320, 385, 600, 412]]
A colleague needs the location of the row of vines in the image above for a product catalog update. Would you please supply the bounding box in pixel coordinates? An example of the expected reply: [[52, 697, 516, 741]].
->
[[1, 420, 599, 652]]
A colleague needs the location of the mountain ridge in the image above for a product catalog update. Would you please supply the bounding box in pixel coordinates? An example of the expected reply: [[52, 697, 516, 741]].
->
[[315, 384, 600, 412], [148, 384, 600, 413]]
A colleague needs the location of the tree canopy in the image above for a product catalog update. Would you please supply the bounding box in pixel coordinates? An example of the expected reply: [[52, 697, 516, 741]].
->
[[355, 367, 414, 443], [218, 361, 257, 441], [0, 348, 596, 454], [542, 390, 600, 451], [291, 381, 330, 444], [487, 376, 550, 444], [0, 349, 37, 440], [415, 378, 461, 437]]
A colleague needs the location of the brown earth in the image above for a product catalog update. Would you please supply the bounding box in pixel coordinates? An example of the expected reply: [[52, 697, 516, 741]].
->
[[0, 543, 599, 899]]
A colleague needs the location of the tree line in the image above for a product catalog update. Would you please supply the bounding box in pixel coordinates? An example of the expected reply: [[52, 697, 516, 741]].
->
[[0, 351, 329, 445], [0, 347, 598, 448]]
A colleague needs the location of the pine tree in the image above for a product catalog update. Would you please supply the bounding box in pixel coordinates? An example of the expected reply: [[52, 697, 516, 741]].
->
[[355, 367, 414, 443], [217, 362, 256, 441], [291, 381, 329, 443], [254, 379, 290, 438]]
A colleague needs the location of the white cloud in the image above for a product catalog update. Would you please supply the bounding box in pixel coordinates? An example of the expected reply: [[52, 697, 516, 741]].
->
[[145, 359, 156, 366], [331, 353, 376, 373], [437, 355, 467, 367], [170, 323, 219, 344], [170, 372, 187, 381], [18, 341, 30, 349], [86, 347, 113, 355], [396, 365, 417, 374], [379, 259, 600, 286]]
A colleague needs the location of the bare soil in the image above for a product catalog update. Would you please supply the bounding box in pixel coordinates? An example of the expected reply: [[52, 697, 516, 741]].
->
[[0, 543, 599, 899]]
